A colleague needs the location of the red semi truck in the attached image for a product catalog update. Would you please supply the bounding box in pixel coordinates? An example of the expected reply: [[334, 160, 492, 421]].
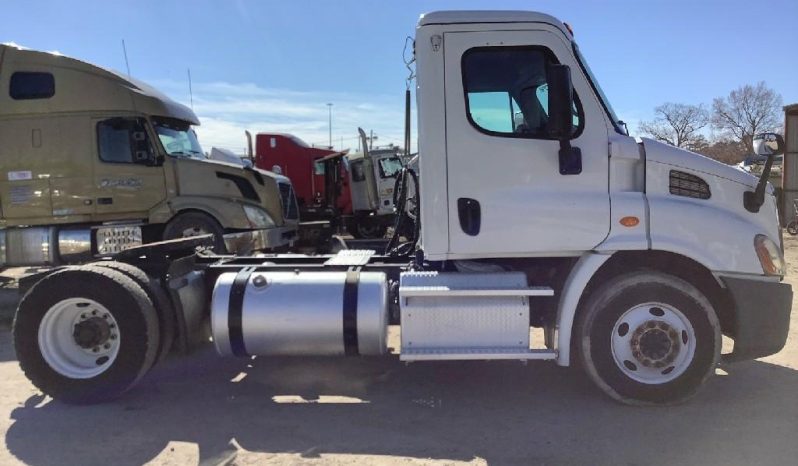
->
[[254, 132, 403, 238]]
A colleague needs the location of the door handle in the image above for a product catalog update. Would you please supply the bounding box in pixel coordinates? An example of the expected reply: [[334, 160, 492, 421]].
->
[[457, 198, 481, 236], [97, 197, 113, 205]]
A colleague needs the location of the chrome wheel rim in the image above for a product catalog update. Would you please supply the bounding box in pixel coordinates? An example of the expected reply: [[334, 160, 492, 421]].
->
[[610, 302, 695, 384], [38, 298, 120, 379]]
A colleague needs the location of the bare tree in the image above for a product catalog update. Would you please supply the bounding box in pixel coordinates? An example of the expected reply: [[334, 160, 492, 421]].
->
[[711, 82, 782, 153], [696, 138, 748, 165], [639, 103, 709, 150]]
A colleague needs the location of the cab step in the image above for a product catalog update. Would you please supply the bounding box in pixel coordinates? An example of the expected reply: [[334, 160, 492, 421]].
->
[[400, 347, 557, 361]]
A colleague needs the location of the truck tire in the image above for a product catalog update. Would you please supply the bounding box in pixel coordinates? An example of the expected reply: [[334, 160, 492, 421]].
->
[[350, 217, 388, 239], [163, 211, 226, 252], [91, 261, 175, 364], [574, 271, 721, 405], [13, 266, 160, 404]]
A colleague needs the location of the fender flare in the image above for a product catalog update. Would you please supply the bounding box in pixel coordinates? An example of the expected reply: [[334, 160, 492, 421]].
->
[[555, 252, 612, 366]]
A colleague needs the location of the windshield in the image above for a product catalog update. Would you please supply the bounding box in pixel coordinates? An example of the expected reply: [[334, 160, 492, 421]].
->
[[378, 156, 404, 178], [152, 117, 205, 159], [572, 43, 627, 136]]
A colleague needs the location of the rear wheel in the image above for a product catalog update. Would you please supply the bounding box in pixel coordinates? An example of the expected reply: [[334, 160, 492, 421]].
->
[[13, 266, 160, 404], [575, 271, 721, 405], [163, 211, 226, 252], [786, 221, 798, 236], [91, 261, 175, 364]]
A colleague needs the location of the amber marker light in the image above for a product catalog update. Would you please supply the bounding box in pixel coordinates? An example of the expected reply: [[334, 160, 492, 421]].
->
[[619, 216, 639, 227]]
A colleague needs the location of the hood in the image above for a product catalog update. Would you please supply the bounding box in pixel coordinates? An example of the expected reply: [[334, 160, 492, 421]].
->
[[641, 137, 759, 189], [173, 157, 284, 224]]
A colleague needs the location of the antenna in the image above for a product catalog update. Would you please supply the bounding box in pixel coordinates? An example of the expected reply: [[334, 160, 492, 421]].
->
[[187, 68, 194, 110], [121, 39, 131, 78]]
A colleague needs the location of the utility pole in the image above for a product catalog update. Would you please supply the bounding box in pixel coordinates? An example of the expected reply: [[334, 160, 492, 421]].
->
[[326, 103, 333, 149], [369, 130, 378, 150]]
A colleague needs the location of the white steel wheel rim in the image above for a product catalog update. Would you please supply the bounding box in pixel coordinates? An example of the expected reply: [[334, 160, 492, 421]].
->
[[38, 298, 121, 379], [610, 302, 696, 385]]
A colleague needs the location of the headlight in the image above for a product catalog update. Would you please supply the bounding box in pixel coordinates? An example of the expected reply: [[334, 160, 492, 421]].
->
[[243, 205, 276, 229], [754, 234, 785, 276]]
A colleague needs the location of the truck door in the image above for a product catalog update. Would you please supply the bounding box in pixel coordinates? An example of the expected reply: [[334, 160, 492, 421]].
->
[[92, 117, 166, 217], [444, 30, 611, 255]]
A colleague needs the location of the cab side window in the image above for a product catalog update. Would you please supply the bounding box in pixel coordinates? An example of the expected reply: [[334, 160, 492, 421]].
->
[[462, 47, 582, 138], [97, 118, 155, 164]]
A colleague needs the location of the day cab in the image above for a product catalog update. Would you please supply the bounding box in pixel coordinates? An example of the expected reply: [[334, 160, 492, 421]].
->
[[0, 44, 298, 266], [11, 11, 792, 407]]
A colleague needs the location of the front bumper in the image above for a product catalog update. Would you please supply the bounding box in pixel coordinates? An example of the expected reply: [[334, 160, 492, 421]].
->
[[223, 226, 297, 254], [720, 276, 792, 362]]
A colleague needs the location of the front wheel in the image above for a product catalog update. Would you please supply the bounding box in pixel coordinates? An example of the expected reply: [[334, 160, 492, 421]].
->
[[163, 211, 226, 252], [786, 221, 798, 236], [349, 217, 388, 239], [575, 272, 721, 405]]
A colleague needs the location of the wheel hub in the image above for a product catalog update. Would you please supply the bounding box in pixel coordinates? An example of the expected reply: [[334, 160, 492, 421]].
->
[[611, 303, 696, 384], [73, 317, 111, 349], [630, 320, 681, 368]]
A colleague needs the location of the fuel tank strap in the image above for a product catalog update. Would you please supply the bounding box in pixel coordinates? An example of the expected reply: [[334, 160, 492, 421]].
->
[[229, 267, 255, 357], [343, 268, 361, 356]]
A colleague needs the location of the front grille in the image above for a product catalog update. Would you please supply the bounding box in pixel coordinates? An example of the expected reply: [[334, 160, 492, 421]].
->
[[278, 182, 299, 220], [669, 170, 711, 200]]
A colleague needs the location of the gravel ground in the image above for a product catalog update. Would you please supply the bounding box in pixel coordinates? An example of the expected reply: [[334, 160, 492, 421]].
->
[[1, 242, 797, 466]]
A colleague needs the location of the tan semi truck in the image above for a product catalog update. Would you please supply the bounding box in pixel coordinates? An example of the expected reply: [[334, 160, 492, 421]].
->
[[0, 44, 298, 266]]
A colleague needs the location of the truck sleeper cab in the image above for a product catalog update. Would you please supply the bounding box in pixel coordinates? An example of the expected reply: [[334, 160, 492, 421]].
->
[[0, 44, 298, 266], [11, 11, 792, 406]]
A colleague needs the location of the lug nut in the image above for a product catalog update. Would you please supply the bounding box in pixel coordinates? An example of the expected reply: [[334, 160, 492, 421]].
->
[[110, 334, 117, 340], [92, 347, 99, 353], [103, 344, 110, 349]]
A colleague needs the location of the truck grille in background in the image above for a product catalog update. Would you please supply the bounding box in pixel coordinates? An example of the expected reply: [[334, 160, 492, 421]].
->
[[669, 170, 711, 200], [278, 182, 299, 220]]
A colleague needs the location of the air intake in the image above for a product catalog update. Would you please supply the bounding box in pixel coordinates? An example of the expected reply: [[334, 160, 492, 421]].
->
[[669, 170, 711, 200]]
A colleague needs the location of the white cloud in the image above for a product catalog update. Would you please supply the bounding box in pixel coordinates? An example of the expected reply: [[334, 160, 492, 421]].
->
[[150, 79, 414, 154]]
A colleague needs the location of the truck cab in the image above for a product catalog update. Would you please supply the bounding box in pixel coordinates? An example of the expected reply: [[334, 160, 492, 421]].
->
[[11, 11, 792, 407], [256, 133, 401, 238], [0, 44, 298, 266]]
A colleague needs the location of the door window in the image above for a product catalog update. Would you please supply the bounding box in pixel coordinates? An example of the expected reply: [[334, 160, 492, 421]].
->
[[97, 118, 155, 164], [378, 157, 404, 178], [462, 47, 582, 138]]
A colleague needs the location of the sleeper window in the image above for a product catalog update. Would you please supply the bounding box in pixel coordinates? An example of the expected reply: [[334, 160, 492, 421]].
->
[[10, 72, 55, 100]]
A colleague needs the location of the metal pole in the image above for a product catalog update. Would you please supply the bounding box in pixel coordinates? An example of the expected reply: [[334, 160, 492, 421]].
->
[[327, 103, 333, 149], [121, 40, 131, 78]]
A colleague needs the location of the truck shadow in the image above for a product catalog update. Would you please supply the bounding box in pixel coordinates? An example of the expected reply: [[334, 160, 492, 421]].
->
[[6, 347, 798, 465]]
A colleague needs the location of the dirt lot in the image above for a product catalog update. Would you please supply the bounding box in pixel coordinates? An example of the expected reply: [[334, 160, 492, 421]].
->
[[1, 243, 797, 466]]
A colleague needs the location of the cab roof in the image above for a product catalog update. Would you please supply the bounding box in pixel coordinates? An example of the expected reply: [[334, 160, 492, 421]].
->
[[418, 10, 570, 36]]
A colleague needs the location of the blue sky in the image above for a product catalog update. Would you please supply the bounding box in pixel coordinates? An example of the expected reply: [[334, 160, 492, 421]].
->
[[3, 0, 797, 152]]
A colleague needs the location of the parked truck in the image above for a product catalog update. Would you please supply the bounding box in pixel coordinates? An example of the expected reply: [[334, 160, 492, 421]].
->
[[12, 11, 792, 406], [0, 44, 298, 266], [255, 131, 403, 238]]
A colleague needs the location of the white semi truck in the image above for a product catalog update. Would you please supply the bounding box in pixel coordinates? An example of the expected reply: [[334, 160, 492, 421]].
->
[[12, 11, 791, 406]]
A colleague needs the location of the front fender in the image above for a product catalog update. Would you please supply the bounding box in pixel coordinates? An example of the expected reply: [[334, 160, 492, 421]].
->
[[647, 195, 766, 275], [150, 196, 250, 230]]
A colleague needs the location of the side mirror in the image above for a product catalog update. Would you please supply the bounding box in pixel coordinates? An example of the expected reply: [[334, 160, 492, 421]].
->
[[753, 133, 785, 157], [546, 64, 574, 139]]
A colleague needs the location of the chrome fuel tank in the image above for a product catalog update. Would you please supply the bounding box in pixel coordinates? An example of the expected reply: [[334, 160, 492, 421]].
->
[[211, 270, 388, 356]]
